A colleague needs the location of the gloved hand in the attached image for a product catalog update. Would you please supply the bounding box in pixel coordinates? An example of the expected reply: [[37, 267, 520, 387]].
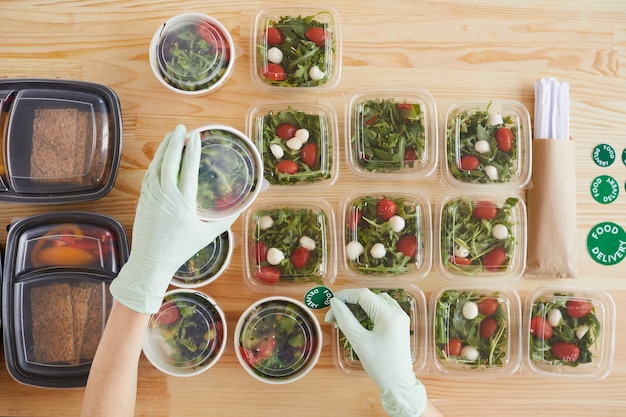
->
[[325, 288, 427, 417], [110, 125, 238, 314]]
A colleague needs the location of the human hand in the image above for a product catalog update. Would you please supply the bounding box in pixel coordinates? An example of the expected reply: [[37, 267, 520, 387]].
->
[[325, 288, 427, 417], [110, 125, 238, 314]]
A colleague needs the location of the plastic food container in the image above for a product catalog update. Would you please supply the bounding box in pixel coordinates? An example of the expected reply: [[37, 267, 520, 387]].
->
[[435, 190, 527, 282], [251, 6, 341, 92], [1, 212, 129, 388], [346, 88, 438, 179], [0, 78, 122, 203], [149, 13, 235, 96], [341, 191, 432, 284], [143, 289, 227, 377], [243, 198, 336, 293], [524, 286, 615, 380], [246, 100, 338, 188], [171, 230, 233, 289], [234, 296, 322, 384], [429, 285, 521, 378], [192, 124, 264, 221], [332, 286, 427, 376], [442, 99, 531, 188]]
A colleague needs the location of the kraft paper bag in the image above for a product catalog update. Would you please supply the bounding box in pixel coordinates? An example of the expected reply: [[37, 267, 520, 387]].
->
[[525, 138, 577, 278]]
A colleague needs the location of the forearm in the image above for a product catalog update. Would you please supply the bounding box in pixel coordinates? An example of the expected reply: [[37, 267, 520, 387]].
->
[[80, 300, 150, 417]]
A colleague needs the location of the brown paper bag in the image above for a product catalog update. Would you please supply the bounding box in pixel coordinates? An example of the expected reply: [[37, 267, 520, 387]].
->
[[525, 138, 577, 278]]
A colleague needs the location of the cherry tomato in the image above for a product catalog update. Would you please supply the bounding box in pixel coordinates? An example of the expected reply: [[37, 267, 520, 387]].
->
[[451, 255, 472, 266], [495, 127, 514, 152], [275, 160, 298, 174], [403, 147, 417, 162], [301, 143, 318, 168], [480, 318, 498, 339], [483, 247, 507, 272], [444, 337, 462, 357], [478, 298, 498, 317], [156, 302, 180, 325], [364, 114, 378, 126], [290, 246, 311, 268], [396, 103, 414, 121], [262, 63, 285, 81], [347, 208, 361, 231], [567, 299, 593, 318], [551, 342, 580, 362], [376, 198, 397, 221], [472, 201, 498, 220], [275, 123, 297, 140], [254, 265, 281, 284], [265, 27, 284, 45], [396, 234, 417, 258], [305, 27, 327, 46], [253, 241, 268, 263], [530, 316, 553, 340], [459, 155, 479, 171]]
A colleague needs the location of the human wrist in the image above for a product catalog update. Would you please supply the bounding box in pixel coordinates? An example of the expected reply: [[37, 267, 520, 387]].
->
[[380, 378, 428, 417]]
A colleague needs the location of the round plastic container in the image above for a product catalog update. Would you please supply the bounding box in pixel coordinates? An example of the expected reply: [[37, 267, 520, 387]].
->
[[149, 13, 235, 96], [246, 100, 338, 188], [143, 290, 227, 377], [442, 99, 531, 188], [171, 230, 233, 288], [429, 285, 521, 378], [524, 286, 615, 380], [346, 88, 438, 179], [234, 296, 322, 384], [434, 190, 527, 282], [192, 125, 263, 221], [243, 197, 336, 293], [341, 190, 432, 285]]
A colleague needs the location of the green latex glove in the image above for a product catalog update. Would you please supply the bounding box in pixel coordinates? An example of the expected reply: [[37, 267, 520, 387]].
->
[[325, 288, 427, 417], [110, 125, 238, 314]]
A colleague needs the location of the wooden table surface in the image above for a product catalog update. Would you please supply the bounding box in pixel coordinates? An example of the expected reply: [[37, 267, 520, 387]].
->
[[1, 1, 626, 416]]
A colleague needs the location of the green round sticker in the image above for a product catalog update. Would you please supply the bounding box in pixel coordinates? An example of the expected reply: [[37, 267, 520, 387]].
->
[[590, 175, 619, 204], [592, 144, 616, 167], [304, 286, 334, 310], [622, 147, 626, 166], [586, 222, 626, 265]]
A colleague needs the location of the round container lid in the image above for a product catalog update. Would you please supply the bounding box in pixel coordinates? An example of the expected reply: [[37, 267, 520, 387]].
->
[[172, 230, 231, 287]]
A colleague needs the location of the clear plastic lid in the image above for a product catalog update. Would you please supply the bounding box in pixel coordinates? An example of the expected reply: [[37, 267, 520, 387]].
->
[[194, 125, 263, 221], [143, 290, 227, 377], [341, 191, 432, 284], [243, 198, 336, 292], [435, 190, 527, 282], [234, 296, 321, 384], [346, 88, 438, 178], [429, 285, 522, 378], [524, 286, 615, 380], [442, 99, 531, 188], [246, 100, 338, 188], [171, 230, 233, 288]]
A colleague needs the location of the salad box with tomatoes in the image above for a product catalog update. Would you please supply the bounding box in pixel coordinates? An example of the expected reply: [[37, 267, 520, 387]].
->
[[524, 286, 615, 380]]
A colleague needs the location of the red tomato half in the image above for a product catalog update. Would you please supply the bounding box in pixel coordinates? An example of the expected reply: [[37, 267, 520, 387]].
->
[[480, 318, 498, 339], [262, 63, 285, 81], [301, 143, 318, 168], [396, 234, 417, 258], [483, 247, 507, 272], [472, 201, 498, 220], [451, 255, 472, 266], [567, 299, 593, 318], [495, 127, 514, 152], [265, 27, 284, 45], [276, 160, 298, 174], [376, 198, 397, 221], [551, 342, 580, 362], [275, 123, 297, 140], [254, 266, 281, 284], [459, 155, 479, 171], [253, 241, 268, 263], [156, 302, 180, 325], [403, 147, 417, 162], [530, 316, 553, 340], [305, 27, 327, 46], [478, 298, 498, 317], [290, 247, 311, 268], [444, 337, 462, 357]]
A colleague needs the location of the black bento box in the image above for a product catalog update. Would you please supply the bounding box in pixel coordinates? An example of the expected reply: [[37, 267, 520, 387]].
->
[[2, 212, 129, 388], [0, 78, 122, 203]]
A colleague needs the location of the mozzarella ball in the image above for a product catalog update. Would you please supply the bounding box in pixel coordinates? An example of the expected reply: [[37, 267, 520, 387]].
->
[[370, 243, 386, 259], [454, 245, 470, 258], [491, 224, 509, 240], [388, 215, 406, 233], [462, 301, 479, 320], [488, 111, 503, 126], [286, 137, 303, 150], [266, 247, 285, 265], [484, 165, 498, 180], [547, 309, 562, 327], [474, 140, 490, 154], [299, 235, 316, 251], [461, 345, 479, 361], [309, 65, 326, 81], [269, 144, 284, 159], [295, 128, 310, 142], [346, 241, 364, 261], [267, 47, 283, 64], [576, 325, 589, 339], [259, 215, 274, 230]]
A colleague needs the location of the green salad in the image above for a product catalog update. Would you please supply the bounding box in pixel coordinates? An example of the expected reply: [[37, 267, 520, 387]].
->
[[446, 102, 520, 184], [352, 99, 426, 172], [529, 293, 601, 367], [259, 107, 331, 185], [441, 196, 519, 276], [434, 290, 509, 369], [345, 195, 423, 276]]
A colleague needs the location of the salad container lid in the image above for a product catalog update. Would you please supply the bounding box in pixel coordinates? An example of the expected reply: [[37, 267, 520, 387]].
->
[[171, 230, 233, 288], [0, 78, 122, 203]]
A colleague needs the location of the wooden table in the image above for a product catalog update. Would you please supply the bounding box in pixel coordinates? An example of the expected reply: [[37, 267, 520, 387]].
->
[[1, 1, 626, 416]]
